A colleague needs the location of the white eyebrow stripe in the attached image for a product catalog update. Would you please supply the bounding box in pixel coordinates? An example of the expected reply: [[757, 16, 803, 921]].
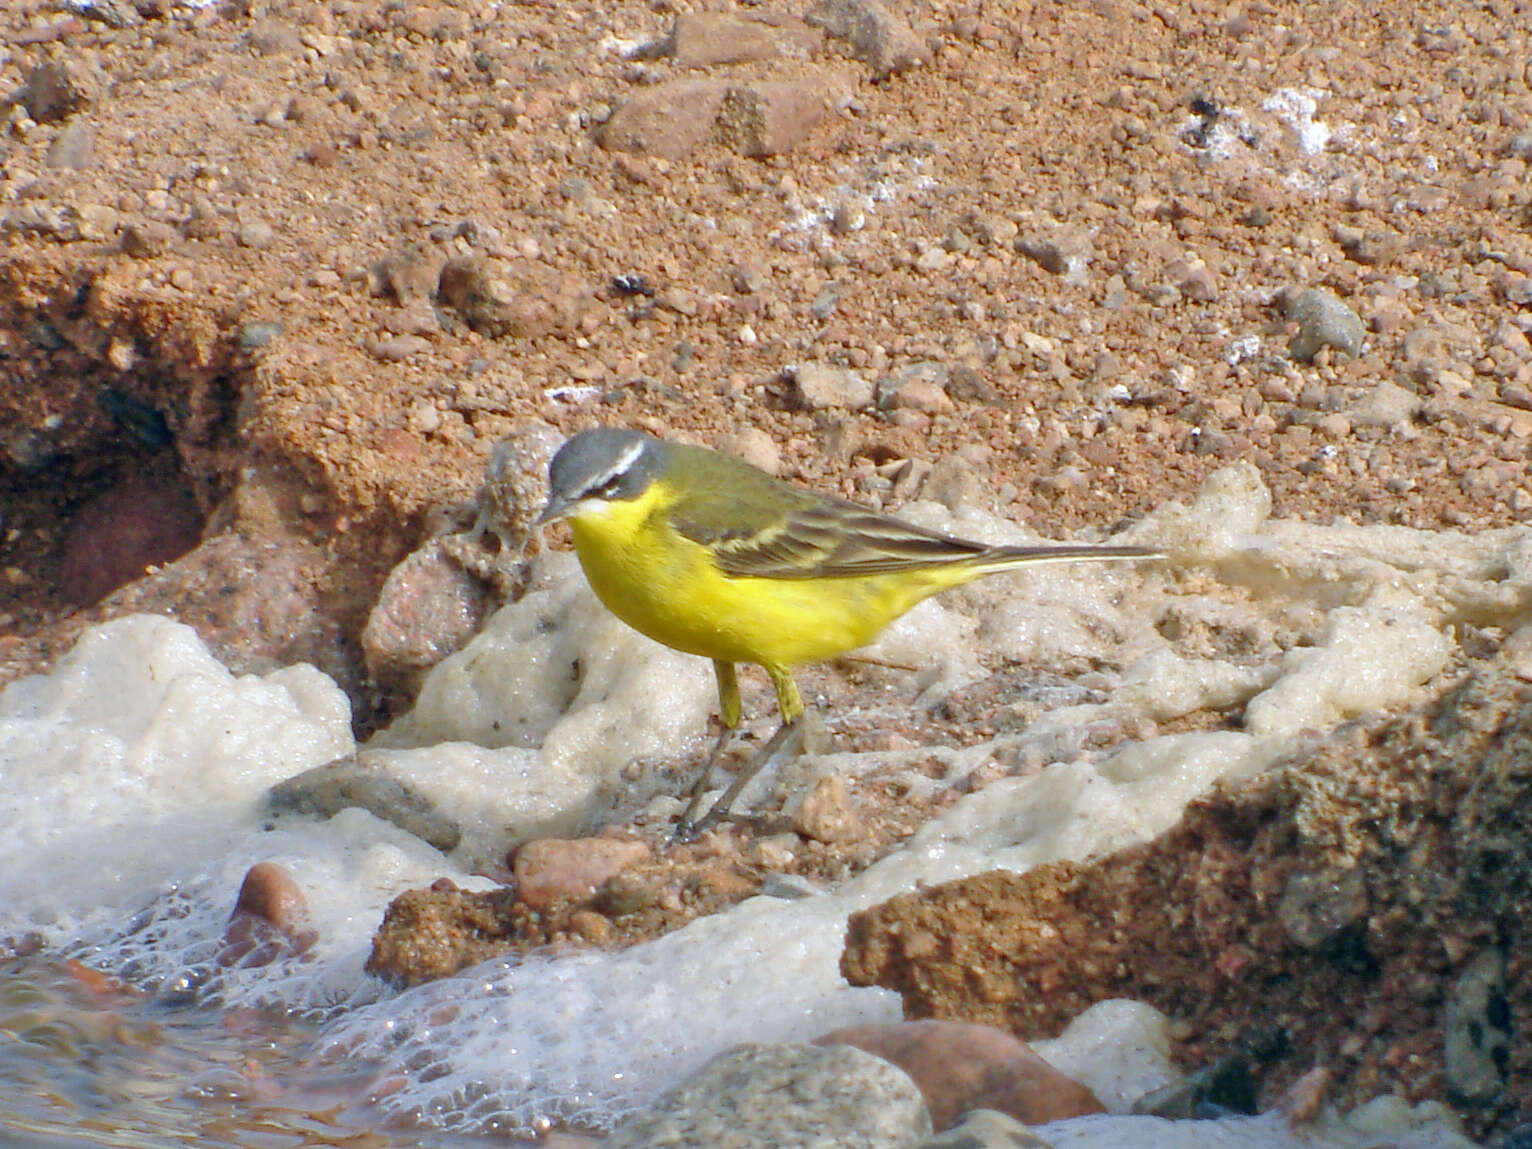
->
[[580, 438, 645, 496]]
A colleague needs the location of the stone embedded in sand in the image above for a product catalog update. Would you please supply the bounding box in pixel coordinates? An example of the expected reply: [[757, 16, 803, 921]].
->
[[22, 62, 93, 123], [1286, 287, 1366, 361], [664, 11, 823, 68], [597, 79, 731, 160], [598, 74, 847, 160], [815, 1020, 1104, 1131], [367, 881, 520, 985], [805, 0, 928, 77], [436, 255, 589, 339], [58, 473, 204, 606], [512, 836, 652, 911], [791, 360, 875, 409], [716, 76, 849, 157], [362, 536, 489, 697], [791, 775, 865, 844]]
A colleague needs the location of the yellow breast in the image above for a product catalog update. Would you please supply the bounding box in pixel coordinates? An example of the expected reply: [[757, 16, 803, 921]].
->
[[567, 487, 968, 670]]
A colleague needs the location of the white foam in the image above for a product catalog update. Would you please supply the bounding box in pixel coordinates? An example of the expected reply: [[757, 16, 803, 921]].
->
[[4, 464, 1526, 1140]]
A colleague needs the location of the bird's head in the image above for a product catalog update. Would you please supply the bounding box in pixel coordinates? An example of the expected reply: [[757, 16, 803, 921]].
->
[[539, 427, 665, 524]]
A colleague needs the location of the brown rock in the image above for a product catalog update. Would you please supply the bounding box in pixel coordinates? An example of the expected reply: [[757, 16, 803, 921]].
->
[[362, 536, 489, 697], [841, 662, 1532, 1124], [59, 473, 204, 606], [437, 255, 589, 339], [22, 62, 92, 123], [805, 0, 928, 77], [792, 775, 865, 844], [513, 837, 652, 911], [597, 79, 730, 160], [367, 881, 520, 985], [717, 77, 848, 157], [220, 861, 317, 967], [665, 11, 823, 68], [816, 1020, 1104, 1131]]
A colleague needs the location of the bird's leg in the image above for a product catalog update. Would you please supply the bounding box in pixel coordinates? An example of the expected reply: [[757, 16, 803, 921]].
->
[[675, 664, 806, 840], [674, 661, 742, 838], [681, 719, 803, 838]]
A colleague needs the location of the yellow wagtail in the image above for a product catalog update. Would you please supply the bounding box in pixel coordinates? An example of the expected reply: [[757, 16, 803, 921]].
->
[[539, 427, 1160, 837]]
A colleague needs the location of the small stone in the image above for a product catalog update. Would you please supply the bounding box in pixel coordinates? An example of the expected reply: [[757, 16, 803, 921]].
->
[[372, 244, 445, 305], [231, 861, 309, 934], [878, 361, 953, 413], [45, 119, 95, 169], [368, 334, 431, 361], [219, 861, 316, 968], [238, 321, 285, 350], [237, 219, 275, 249], [1016, 221, 1093, 282], [1285, 288, 1365, 361], [513, 837, 652, 911], [792, 360, 874, 409], [269, 751, 462, 854], [1445, 950, 1511, 1105], [719, 427, 782, 475], [597, 79, 730, 160], [437, 256, 588, 339], [120, 219, 178, 256], [605, 1043, 931, 1148], [792, 776, 864, 844], [716, 77, 848, 157], [919, 1109, 1056, 1148], [805, 0, 929, 77], [22, 62, 91, 123], [362, 537, 490, 697], [817, 1020, 1103, 1131], [664, 12, 823, 68]]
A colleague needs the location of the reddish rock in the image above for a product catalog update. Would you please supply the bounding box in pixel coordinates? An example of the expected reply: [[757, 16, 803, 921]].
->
[[513, 837, 653, 911], [816, 1020, 1104, 1131], [792, 775, 865, 844], [59, 474, 203, 606], [220, 861, 316, 967], [804, 0, 928, 77], [437, 256, 589, 339], [362, 537, 489, 697], [665, 11, 823, 68], [717, 77, 849, 157], [597, 79, 730, 160]]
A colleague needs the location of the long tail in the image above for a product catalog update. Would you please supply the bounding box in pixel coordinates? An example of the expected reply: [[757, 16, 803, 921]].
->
[[978, 542, 1162, 570]]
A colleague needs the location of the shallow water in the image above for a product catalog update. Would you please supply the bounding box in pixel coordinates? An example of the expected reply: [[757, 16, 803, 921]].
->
[[0, 956, 487, 1149]]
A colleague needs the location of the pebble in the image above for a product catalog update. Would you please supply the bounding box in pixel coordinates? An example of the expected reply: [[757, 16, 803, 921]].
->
[[816, 1020, 1104, 1131], [716, 76, 849, 158], [1285, 288, 1365, 361], [22, 62, 91, 123], [604, 1042, 931, 1148], [1015, 222, 1093, 281], [512, 837, 652, 912], [878, 361, 954, 413], [805, 0, 929, 77], [436, 255, 588, 339], [361, 536, 490, 696], [790, 775, 864, 844], [45, 119, 95, 169], [664, 11, 823, 68], [58, 474, 204, 606], [218, 861, 317, 968], [367, 333, 431, 361], [268, 751, 463, 854], [719, 427, 782, 474], [792, 360, 875, 409]]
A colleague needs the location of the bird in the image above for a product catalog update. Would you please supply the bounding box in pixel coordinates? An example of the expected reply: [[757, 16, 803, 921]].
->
[[538, 427, 1160, 838]]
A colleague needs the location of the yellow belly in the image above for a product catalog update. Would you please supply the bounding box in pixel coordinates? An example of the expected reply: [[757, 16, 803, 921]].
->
[[569, 506, 960, 670]]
